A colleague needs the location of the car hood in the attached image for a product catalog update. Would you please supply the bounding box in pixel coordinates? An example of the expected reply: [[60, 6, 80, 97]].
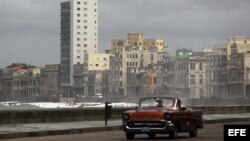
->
[[124, 108, 175, 121]]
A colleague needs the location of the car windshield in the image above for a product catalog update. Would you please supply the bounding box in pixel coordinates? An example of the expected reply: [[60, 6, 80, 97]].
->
[[138, 98, 175, 109]]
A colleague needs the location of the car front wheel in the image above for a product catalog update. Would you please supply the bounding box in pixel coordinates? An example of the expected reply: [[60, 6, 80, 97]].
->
[[189, 126, 198, 137], [126, 132, 135, 140], [169, 125, 178, 139]]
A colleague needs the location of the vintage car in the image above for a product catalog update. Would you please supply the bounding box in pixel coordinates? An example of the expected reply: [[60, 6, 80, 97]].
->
[[122, 97, 204, 140]]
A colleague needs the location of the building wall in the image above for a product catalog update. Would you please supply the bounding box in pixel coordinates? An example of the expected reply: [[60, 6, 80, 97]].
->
[[206, 51, 228, 98], [227, 36, 250, 59], [0, 70, 3, 99], [143, 72, 163, 95], [88, 53, 110, 71], [188, 56, 207, 98]]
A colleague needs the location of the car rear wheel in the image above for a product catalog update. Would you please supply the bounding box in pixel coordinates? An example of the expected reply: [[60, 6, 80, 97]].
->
[[189, 126, 198, 137], [126, 132, 135, 140], [169, 125, 178, 139], [147, 133, 156, 139]]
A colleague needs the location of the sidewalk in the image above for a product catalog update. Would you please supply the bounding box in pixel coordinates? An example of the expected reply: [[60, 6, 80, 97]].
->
[[1, 113, 250, 140]]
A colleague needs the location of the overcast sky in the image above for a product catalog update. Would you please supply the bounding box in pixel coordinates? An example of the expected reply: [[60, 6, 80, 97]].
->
[[0, 0, 250, 68]]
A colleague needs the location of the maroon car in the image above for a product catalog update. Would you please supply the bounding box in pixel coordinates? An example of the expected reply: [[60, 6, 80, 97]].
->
[[122, 97, 204, 140]]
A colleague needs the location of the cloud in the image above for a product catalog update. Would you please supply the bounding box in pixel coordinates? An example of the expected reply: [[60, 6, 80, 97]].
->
[[0, 0, 62, 68], [1, 0, 250, 68]]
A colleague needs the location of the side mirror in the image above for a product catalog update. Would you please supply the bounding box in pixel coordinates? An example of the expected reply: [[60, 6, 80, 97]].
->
[[135, 106, 138, 110]]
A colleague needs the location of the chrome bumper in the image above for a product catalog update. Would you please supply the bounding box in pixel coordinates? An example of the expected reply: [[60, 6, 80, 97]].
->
[[122, 121, 175, 133]]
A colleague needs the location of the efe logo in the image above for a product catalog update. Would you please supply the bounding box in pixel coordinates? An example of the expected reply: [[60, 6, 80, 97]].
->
[[228, 129, 246, 136], [224, 125, 249, 141]]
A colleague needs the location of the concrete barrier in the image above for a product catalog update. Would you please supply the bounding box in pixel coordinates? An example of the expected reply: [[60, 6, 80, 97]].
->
[[0, 106, 250, 124]]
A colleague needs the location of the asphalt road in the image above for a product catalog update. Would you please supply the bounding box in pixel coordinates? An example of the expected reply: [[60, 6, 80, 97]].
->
[[2, 122, 249, 141]]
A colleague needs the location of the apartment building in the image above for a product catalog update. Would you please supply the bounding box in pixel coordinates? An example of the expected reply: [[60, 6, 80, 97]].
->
[[112, 33, 166, 53], [167, 49, 207, 98], [109, 45, 159, 97], [88, 53, 110, 96], [72, 53, 110, 97], [60, 0, 98, 97], [1, 66, 41, 100], [204, 45, 228, 98], [227, 36, 250, 59], [40, 65, 60, 99], [228, 52, 250, 98]]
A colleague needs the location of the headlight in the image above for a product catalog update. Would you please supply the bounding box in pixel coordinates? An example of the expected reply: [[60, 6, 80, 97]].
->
[[122, 113, 129, 121], [164, 113, 171, 120]]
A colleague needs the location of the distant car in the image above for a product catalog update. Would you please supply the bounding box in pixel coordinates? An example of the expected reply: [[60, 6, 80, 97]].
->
[[122, 97, 204, 140]]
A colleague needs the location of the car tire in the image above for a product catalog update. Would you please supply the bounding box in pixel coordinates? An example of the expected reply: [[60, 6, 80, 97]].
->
[[126, 132, 135, 140], [147, 133, 156, 139], [169, 125, 178, 139], [189, 126, 198, 137]]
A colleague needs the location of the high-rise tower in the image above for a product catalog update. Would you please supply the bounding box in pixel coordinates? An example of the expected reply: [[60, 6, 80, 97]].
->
[[60, 0, 98, 97]]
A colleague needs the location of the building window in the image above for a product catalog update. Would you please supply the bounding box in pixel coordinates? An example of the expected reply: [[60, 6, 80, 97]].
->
[[84, 38, 87, 41], [77, 38, 80, 41], [84, 26, 87, 29], [77, 1, 80, 4], [77, 8, 80, 10], [77, 32, 80, 35], [84, 44, 87, 47], [151, 54, 154, 61], [77, 56, 80, 59], [84, 14, 87, 17], [199, 63, 202, 70], [77, 26, 80, 29], [84, 8, 87, 11], [84, 32, 87, 35], [96, 64, 99, 67], [200, 79, 203, 85], [154, 77, 157, 84], [190, 63, 195, 70], [84, 20, 87, 23], [84, 2, 87, 4], [77, 14, 80, 17], [77, 44, 80, 47], [77, 19, 80, 22], [190, 75, 195, 85]]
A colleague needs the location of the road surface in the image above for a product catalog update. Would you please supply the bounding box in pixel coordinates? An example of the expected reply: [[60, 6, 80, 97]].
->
[[3, 122, 249, 141]]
